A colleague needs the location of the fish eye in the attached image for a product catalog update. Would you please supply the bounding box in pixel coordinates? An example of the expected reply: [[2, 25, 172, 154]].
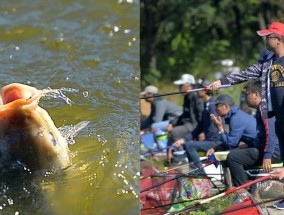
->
[[49, 133, 57, 146]]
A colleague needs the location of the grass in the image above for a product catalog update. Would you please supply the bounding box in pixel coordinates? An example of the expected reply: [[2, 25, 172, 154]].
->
[[189, 197, 235, 215]]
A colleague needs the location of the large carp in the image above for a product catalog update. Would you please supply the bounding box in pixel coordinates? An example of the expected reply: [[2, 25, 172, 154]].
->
[[0, 83, 71, 172]]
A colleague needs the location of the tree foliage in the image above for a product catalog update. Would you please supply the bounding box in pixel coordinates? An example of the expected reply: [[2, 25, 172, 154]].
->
[[141, 0, 284, 86]]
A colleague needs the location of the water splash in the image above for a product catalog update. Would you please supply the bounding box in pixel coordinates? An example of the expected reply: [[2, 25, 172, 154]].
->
[[59, 121, 90, 145], [40, 87, 79, 105], [82, 91, 89, 98]]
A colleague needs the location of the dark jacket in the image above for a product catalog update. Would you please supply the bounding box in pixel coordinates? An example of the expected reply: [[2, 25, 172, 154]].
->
[[220, 105, 257, 150], [140, 97, 182, 130], [254, 104, 281, 160], [170, 92, 204, 129], [220, 49, 274, 119], [184, 97, 220, 141]]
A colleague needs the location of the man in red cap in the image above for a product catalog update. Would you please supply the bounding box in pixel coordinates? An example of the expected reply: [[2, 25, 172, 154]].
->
[[256, 21, 284, 37], [209, 21, 284, 209]]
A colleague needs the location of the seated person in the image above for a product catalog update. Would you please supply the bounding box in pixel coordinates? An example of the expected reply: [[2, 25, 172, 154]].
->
[[140, 85, 182, 149], [173, 79, 222, 168], [167, 74, 204, 162], [206, 94, 257, 160], [226, 80, 281, 187]]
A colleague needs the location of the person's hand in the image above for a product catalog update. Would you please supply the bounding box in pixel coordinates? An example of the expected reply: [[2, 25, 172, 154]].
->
[[198, 132, 205, 141], [270, 168, 284, 180], [206, 148, 215, 157], [262, 158, 272, 172], [173, 138, 185, 148], [209, 80, 222, 91], [210, 114, 223, 130], [167, 124, 173, 132]]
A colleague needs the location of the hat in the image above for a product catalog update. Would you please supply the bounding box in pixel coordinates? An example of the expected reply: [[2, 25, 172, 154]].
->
[[140, 85, 158, 95], [257, 22, 284, 37], [197, 78, 211, 88], [215, 94, 234, 106], [173, 74, 195, 85]]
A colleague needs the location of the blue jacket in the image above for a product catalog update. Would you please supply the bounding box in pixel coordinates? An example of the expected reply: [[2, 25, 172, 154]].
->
[[220, 105, 257, 149], [184, 97, 220, 141], [254, 104, 281, 160]]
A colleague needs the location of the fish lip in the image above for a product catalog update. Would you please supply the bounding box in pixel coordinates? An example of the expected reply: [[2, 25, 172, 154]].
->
[[0, 91, 42, 111]]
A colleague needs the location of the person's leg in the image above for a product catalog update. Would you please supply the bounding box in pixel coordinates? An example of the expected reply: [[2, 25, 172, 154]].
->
[[226, 148, 260, 187], [151, 121, 169, 150], [273, 120, 284, 209], [151, 120, 170, 134], [167, 124, 193, 163], [183, 140, 221, 168], [275, 122, 284, 162], [170, 123, 193, 142]]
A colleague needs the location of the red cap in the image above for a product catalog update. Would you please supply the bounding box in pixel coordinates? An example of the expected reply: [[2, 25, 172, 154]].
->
[[257, 22, 284, 37]]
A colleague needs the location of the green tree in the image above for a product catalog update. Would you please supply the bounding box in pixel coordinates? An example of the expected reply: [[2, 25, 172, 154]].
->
[[141, 0, 284, 87]]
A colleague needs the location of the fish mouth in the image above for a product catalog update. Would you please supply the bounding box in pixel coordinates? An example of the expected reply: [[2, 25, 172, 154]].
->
[[0, 83, 42, 112]]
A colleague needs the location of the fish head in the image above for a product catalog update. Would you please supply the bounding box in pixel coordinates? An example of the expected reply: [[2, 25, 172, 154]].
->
[[0, 83, 70, 172]]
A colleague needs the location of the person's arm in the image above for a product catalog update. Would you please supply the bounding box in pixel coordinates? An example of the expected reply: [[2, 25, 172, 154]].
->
[[262, 116, 278, 159], [194, 95, 204, 123], [152, 102, 166, 123], [173, 138, 185, 148], [262, 116, 278, 172], [211, 111, 253, 150], [210, 60, 266, 91], [219, 118, 246, 149], [270, 168, 284, 180], [220, 63, 262, 85], [210, 114, 224, 134]]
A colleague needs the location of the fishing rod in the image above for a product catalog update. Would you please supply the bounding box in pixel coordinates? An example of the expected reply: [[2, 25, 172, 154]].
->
[[141, 192, 207, 211], [170, 175, 272, 214], [140, 84, 232, 99], [139, 162, 189, 180], [140, 157, 210, 180], [141, 153, 219, 179], [219, 194, 284, 215], [141, 159, 218, 193]]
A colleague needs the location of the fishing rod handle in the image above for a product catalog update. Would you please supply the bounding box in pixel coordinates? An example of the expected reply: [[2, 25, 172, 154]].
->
[[200, 174, 271, 205], [225, 174, 271, 195], [219, 84, 232, 89], [203, 84, 232, 91]]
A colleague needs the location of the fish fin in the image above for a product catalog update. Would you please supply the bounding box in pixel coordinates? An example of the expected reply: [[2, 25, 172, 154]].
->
[[71, 121, 90, 137]]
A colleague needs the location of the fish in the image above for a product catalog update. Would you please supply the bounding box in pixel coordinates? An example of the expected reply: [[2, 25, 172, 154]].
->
[[0, 83, 72, 172]]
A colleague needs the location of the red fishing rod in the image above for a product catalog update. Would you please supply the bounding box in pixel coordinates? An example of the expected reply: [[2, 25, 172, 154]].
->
[[169, 174, 272, 214], [140, 84, 231, 99]]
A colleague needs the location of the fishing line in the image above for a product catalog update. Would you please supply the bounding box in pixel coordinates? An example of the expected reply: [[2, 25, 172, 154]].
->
[[141, 160, 218, 193], [140, 158, 209, 180]]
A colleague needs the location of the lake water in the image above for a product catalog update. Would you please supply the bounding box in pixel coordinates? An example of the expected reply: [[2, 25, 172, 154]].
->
[[0, 0, 140, 214]]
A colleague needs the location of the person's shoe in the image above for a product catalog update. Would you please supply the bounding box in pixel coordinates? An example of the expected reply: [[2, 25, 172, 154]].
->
[[273, 199, 284, 210]]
